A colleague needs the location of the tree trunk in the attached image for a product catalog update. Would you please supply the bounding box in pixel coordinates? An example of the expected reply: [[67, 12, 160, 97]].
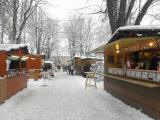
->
[[13, 0, 18, 44], [0, 0, 4, 43], [135, 0, 154, 25], [125, 0, 136, 24], [37, 29, 42, 54], [107, 0, 118, 33], [117, 0, 127, 28], [106, 0, 154, 33]]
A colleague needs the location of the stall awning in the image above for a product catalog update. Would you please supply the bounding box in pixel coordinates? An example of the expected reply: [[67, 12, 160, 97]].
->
[[105, 36, 160, 55], [89, 45, 104, 54]]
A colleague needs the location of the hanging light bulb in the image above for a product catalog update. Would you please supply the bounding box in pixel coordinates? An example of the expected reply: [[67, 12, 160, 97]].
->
[[116, 50, 120, 54], [116, 44, 119, 50], [149, 42, 154, 47]]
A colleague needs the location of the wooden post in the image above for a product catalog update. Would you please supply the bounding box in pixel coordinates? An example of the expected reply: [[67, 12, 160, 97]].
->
[[19, 49, 22, 73], [122, 50, 125, 75]]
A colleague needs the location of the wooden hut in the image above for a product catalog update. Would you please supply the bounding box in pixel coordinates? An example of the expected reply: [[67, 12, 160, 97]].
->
[[104, 25, 160, 119], [27, 54, 42, 80], [0, 44, 29, 102], [73, 55, 97, 77], [73, 56, 83, 75]]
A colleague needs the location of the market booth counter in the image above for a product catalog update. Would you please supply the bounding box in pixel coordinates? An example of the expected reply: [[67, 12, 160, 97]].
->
[[0, 44, 29, 100], [104, 25, 160, 119]]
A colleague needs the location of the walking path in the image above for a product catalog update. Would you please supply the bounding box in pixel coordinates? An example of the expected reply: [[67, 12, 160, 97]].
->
[[0, 72, 153, 120]]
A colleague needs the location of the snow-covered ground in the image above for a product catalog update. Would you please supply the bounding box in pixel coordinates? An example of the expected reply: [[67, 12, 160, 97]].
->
[[0, 72, 153, 120]]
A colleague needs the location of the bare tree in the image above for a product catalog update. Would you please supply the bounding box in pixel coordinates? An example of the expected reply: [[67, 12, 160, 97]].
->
[[105, 0, 157, 33], [64, 14, 95, 57], [0, 0, 5, 43]]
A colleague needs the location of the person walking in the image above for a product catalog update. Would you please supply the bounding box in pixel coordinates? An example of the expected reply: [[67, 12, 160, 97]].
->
[[70, 63, 74, 75]]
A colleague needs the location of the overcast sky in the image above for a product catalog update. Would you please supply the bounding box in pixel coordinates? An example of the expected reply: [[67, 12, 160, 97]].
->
[[45, 0, 103, 20]]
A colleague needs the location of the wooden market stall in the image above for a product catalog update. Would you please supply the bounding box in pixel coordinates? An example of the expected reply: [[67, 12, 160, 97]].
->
[[27, 54, 42, 80], [104, 25, 160, 119], [0, 44, 29, 101], [73, 55, 98, 77], [73, 56, 83, 75]]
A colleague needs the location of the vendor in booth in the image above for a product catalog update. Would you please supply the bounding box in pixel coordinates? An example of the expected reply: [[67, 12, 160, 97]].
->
[[149, 54, 159, 70], [127, 57, 135, 69]]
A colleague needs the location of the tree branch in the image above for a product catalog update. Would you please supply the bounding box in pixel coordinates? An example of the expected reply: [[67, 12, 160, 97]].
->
[[134, 0, 155, 25], [125, 0, 136, 23]]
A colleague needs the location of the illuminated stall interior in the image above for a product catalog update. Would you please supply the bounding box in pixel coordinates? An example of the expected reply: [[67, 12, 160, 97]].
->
[[105, 26, 160, 81]]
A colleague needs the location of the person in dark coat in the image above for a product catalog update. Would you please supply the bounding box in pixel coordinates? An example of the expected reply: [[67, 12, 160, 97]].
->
[[149, 54, 159, 70], [82, 64, 91, 77], [70, 63, 74, 75], [68, 64, 71, 75]]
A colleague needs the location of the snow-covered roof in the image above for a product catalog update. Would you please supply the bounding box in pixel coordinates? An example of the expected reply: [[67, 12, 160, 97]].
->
[[73, 55, 81, 58], [118, 24, 160, 31], [0, 44, 29, 52], [73, 55, 103, 61], [108, 24, 160, 43], [45, 61, 53, 64], [81, 56, 97, 59]]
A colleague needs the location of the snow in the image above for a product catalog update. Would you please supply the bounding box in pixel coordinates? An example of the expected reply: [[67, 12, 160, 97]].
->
[[45, 61, 53, 64], [73, 55, 102, 60], [0, 44, 28, 51], [118, 24, 160, 31], [0, 72, 153, 120], [107, 24, 160, 44]]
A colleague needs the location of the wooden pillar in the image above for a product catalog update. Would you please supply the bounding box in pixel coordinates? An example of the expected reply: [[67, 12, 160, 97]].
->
[[19, 49, 22, 73]]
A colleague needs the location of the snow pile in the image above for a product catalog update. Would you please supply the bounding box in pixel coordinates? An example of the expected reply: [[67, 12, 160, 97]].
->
[[0, 72, 153, 120], [0, 44, 28, 51]]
